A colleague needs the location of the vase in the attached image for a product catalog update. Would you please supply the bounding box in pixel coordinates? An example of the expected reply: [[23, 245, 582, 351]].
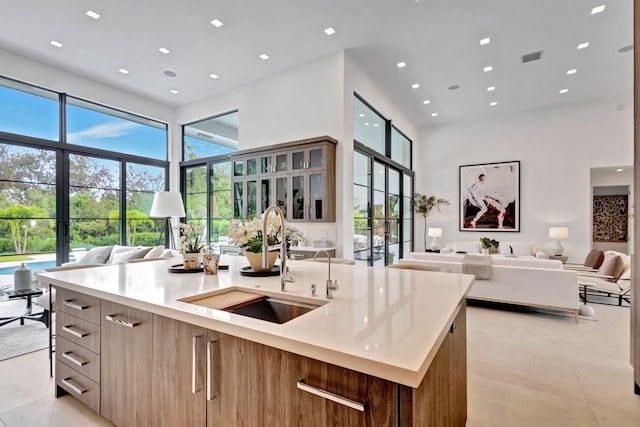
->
[[244, 250, 278, 272], [183, 252, 202, 269]]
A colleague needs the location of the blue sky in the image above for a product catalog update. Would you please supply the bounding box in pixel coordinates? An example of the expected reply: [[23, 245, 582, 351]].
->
[[0, 87, 166, 160]]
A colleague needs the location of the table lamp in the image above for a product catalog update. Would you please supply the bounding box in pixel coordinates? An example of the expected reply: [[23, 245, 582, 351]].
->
[[428, 227, 443, 251], [548, 227, 569, 256], [150, 191, 186, 249]]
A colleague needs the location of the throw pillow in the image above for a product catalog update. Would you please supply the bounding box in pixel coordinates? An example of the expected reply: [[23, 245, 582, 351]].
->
[[111, 247, 152, 264], [161, 249, 174, 258], [598, 255, 623, 280], [584, 249, 604, 269], [78, 246, 113, 265], [144, 245, 165, 259]]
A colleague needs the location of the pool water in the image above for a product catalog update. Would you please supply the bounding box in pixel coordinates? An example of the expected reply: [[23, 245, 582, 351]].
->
[[0, 260, 59, 275]]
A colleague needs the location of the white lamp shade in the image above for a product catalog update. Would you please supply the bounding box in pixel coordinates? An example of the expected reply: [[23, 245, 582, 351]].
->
[[548, 227, 569, 239], [427, 227, 442, 238], [149, 191, 186, 218]]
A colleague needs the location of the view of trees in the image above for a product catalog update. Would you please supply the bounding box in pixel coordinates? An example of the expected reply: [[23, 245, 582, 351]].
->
[[0, 143, 165, 256]]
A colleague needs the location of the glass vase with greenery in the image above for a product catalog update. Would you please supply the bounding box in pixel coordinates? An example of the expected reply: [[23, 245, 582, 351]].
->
[[411, 193, 449, 251]]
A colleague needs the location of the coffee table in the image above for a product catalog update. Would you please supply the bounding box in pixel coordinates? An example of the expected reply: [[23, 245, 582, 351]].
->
[[0, 287, 47, 327]]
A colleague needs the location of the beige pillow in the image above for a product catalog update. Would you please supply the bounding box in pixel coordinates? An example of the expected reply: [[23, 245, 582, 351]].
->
[[598, 255, 624, 280], [144, 245, 165, 259], [111, 247, 151, 264]]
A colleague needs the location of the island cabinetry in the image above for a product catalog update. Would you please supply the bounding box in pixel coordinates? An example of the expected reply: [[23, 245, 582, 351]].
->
[[55, 288, 102, 413], [100, 300, 153, 427], [151, 315, 207, 427], [400, 302, 467, 426]]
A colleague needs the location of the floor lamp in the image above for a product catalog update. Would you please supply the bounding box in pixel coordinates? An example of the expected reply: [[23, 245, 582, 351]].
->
[[149, 191, 186, 250]]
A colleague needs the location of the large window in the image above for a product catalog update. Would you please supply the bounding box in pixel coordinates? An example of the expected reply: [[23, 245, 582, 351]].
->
[[0, 75, 169, 271], [183, 111, 238, 161], [353, 94, 414, 265]]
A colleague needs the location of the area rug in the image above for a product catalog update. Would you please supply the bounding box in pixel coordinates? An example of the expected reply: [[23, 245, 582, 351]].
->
[[0, 299, 49, 361]]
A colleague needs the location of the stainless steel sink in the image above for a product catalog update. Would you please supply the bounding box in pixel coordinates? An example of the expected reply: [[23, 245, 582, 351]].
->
[[224, 297, 319, 324]]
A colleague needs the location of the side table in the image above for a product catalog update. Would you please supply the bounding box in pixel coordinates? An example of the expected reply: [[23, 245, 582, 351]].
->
[[0, 287, 47, 327]]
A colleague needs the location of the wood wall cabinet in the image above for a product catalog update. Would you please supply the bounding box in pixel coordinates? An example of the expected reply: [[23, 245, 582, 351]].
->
[[100, 300, 153, 427], [231, 136, 336, 222]]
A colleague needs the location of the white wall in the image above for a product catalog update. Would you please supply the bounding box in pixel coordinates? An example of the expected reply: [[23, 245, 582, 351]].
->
[[416, 97, 634, 262]]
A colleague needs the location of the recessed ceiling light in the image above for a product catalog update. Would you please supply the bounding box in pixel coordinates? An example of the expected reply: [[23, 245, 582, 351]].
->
[[170, 89, 179, 94], [483, 65, 493, 72], [559, 88, 569, 94], [618, 45, 634, 53], [448, 84, 460, 91], [209, 73, 219, 79], [158, 47, 171, 55], [411, 83, 420, 89], [358, 113, 365, 117], [490, 101, 498, 106], [163, 70, 177, 77], [431, 113, 438, 117], [566, 69, 577, 75], [591, 5, 606, 15], [210, 19, 224, 27], [480, 37, 491, 46], [373, 123, 379, 127], [118, 68, 130, 74], [324, 27, 336, 36], [259, 53, 270, 60], [50, 40, 63, 48], [577, 42, 590, 50], [397, 61, 406, 68], [487, 86, 496, 91], [86, 10, 101, 19], [423, 99, 431, 104], [364, 122, 370, 126], [616, 168, 623, 172]]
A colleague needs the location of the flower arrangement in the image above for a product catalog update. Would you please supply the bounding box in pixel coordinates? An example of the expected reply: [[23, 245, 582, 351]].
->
[[179, 223, 205, 254], [228, 213, 303, 253]]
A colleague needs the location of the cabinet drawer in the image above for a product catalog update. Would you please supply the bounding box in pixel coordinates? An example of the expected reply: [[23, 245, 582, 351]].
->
[[56, 288, 101, 325], [56, 360, 100, 414], [56, 336, 100, 383], [57, 311, 100, 353]]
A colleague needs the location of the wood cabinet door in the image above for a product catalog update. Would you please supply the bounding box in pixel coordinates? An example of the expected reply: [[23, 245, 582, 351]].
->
[[100, 300, 153, 427], [152, 315, 207, 427]]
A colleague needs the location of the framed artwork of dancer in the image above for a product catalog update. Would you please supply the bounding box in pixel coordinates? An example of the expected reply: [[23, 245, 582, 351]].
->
[[459, 161, 520, 232]]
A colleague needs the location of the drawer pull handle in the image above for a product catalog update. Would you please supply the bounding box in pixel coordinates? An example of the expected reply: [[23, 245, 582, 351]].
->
[[192, 335, 202, 394], [62, 351, 87, 367], [105, 314, 139, 328], [62, 325, 88, 338], [63, 300, 87, 311], [62, 377, 87, 395], [296, 380, 366, 412], [207, 339, 219, 401]]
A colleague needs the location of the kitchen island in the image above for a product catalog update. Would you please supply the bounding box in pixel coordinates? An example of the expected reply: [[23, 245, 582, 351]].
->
[[38, 256, 473, 426]]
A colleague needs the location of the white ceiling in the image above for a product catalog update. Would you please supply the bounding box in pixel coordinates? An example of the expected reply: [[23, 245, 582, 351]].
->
[[0, 0, 633, 129]]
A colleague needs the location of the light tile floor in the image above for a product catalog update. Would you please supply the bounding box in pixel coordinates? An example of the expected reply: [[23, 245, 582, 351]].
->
[[0, 302, 638, 426]]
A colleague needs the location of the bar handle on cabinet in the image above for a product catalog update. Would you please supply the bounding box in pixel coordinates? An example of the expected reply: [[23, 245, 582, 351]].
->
[[62, 377, 87, 395], [62, 325, 88, 338], [296, 379, 367, 412], [105, 314, 139, 328], [207, 338, 219, 400], [63, 300, 87, 311], [62, 351, 87, 367], [192, 335, 202, 394]]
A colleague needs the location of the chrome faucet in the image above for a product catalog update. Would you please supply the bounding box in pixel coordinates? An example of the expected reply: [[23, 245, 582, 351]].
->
[[262, 205, 295, 291], [313, 250, 339, 299]]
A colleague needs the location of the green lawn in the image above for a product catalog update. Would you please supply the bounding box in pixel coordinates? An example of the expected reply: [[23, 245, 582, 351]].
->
[[0, 255, 35, 262]]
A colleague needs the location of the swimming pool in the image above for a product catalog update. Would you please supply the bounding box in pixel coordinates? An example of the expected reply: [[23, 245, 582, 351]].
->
[[0, 260, 58, 275]]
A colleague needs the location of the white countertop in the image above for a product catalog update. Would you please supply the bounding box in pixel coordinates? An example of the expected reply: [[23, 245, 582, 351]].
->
[[37, 256, 473, 388]]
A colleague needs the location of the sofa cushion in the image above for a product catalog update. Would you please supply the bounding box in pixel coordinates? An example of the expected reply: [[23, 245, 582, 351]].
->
[[584, 249, 604, 269], [111, 246, 152, 264], [78, 246, 113, 265], [144, 245, 165, 259]]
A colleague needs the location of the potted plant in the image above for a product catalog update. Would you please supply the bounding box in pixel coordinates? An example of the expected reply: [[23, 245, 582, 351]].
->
[[227, 213, 302, 271], [480, 237, 500, 254], [411, 193, 449, 251], [179, 223, 205, 268]]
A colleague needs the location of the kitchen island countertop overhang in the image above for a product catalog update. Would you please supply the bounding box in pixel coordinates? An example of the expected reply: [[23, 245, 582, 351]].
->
[[37, 256, 473, 388]]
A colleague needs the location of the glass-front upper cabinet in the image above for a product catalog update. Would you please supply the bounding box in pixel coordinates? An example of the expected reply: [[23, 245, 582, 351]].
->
[[291, 146, 325, 171]]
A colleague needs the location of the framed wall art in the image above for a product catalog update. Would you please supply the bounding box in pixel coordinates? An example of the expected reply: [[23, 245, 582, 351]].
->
[[593, 195, 628, 242], [459, 160, 520, 231]]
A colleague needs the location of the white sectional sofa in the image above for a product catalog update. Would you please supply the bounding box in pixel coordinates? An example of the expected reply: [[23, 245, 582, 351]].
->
[[406, 252, 580, 321]]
